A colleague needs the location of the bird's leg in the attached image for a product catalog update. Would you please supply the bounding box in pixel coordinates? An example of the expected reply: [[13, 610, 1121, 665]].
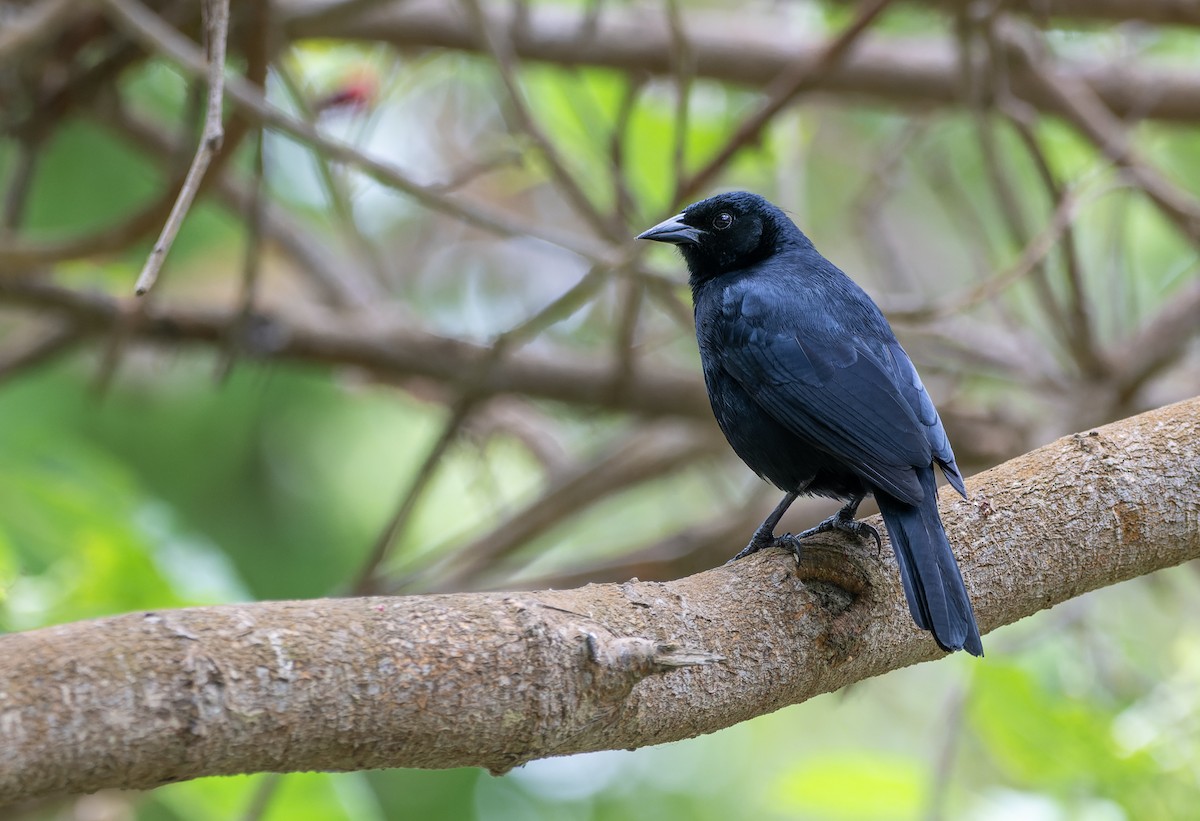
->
[[792, 493, 882, 553], [726, 491, 799, 564]]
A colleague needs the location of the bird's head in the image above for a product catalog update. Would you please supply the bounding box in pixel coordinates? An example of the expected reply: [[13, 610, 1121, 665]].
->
[[636, 191, 802, 282]]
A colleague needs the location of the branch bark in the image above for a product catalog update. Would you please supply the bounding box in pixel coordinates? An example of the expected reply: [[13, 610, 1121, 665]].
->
[[0, 279, 711, 419], [0, 279, 1030, 467], [2, 397, 1198, 805], [284, 1, 1200, 124]]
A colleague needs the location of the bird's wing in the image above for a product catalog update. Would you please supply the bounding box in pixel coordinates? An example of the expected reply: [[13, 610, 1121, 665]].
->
[[716, 290, 938, 505], [882, 341, 967, 498]]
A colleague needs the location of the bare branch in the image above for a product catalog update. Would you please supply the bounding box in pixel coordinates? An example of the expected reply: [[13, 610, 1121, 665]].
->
[[887, 175, 1093, 322], [997, 20, 1200, 243], [96, 0, 231, 296], [460, 0, 623, 241], [1, 140, 39, 235], [0, 0, 78, 64], [674, 0, 897, 205], [0, 279, 714, 418], [99, 0, 634, 269], [409, 423, 721, 593], [1109, 276, 1200, 401], [285, 2, 1200, 125], [1, 398, 1197, 803], [353, 394, 480, 595], [0, 322, 83, 380]]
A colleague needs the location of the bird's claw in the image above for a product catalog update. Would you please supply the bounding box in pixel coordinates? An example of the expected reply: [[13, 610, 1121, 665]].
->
[[793, 513, 882, 556], [777, 533, 803, 563], [726, 532, 803, 565], [724, 535, 772, 561], [846, 519, 883, 557], [727, 495, 879, 565]]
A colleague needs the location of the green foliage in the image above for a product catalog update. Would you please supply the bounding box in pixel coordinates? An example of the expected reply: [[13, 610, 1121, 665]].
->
[[0, 395, 189, 629], [21, 119, 161, 240], [972, 663, 1155, 815], [771, 752, 927, 820]]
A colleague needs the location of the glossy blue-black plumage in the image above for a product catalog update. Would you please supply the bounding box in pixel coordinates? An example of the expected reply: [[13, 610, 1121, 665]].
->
[[640, 191, 982, 656]]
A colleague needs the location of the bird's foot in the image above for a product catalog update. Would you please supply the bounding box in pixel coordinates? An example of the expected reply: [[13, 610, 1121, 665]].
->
[[726, 530, 790, 565], [793, 511, 882, 554], [723, 531, 805, 568]]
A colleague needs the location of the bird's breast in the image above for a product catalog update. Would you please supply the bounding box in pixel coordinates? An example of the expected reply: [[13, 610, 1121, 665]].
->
[[699, 359, 862, 499]]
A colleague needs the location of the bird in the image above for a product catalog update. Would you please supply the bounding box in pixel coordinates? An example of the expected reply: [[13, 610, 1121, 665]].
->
[[637, 191, 982, 656]]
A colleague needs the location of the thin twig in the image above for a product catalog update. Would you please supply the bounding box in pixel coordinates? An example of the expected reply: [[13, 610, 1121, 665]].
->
[[851, 117, 928, 292], [0, 0, 77, 64], [97, 0, 669, 278], [124, 0, 229, 296], [99, 98, 378, 309], [664, 0, 694, 193], [425, 149, 524, 194], [673, 0, 897, 206], [1002, 98, 1104, 377], [997, 19, 1200, 244], [608, 75, 645, 227], [972, 110, 1079, 365], [458, 0, 622, 242], [217, 0, 271, 379], [238, 774, 285, 821], [216, 126, 267, 382], [610, 277, 645, 400], [351, 394, 480, 595], [1, 141, 39, 236], [273, 58, 394, 291], [406, 424, 719, 593], [889, 176, 1106, 323], [923, 679, 971, 821]]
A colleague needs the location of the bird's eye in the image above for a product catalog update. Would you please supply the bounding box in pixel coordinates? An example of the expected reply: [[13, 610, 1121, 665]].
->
[[712, 212, 734, 230]]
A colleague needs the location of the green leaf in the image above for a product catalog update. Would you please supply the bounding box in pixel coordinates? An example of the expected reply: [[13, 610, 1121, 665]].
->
[[770, 752, 926, 820]]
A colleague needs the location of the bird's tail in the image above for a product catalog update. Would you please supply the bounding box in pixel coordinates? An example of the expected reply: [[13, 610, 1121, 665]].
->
[[875, 468, 983, 656]]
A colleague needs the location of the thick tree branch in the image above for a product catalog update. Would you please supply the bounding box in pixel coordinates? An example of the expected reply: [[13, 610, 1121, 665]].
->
[[284, 1, 1200, 124], [1, 398, 1197, 804], [0, 279, 712, 418], [0, 279, 1032, 468]]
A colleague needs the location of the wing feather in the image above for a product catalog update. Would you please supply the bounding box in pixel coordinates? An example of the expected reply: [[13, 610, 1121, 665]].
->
[[717, 286, 961, 504]]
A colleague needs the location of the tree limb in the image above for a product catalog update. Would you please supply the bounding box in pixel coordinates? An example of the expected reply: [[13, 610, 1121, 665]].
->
[[0, 279, 1032, 468], [0, 279, 712, 419], [2, 397, 1198, 804], [284, 1, 1200, 124]]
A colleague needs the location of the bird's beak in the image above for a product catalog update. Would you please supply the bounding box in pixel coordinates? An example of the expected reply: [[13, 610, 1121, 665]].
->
[[636, 214, 705, 246]]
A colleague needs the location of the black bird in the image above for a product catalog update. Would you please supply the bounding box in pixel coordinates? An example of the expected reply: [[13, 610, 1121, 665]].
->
[[638, 191, 982, 656]]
